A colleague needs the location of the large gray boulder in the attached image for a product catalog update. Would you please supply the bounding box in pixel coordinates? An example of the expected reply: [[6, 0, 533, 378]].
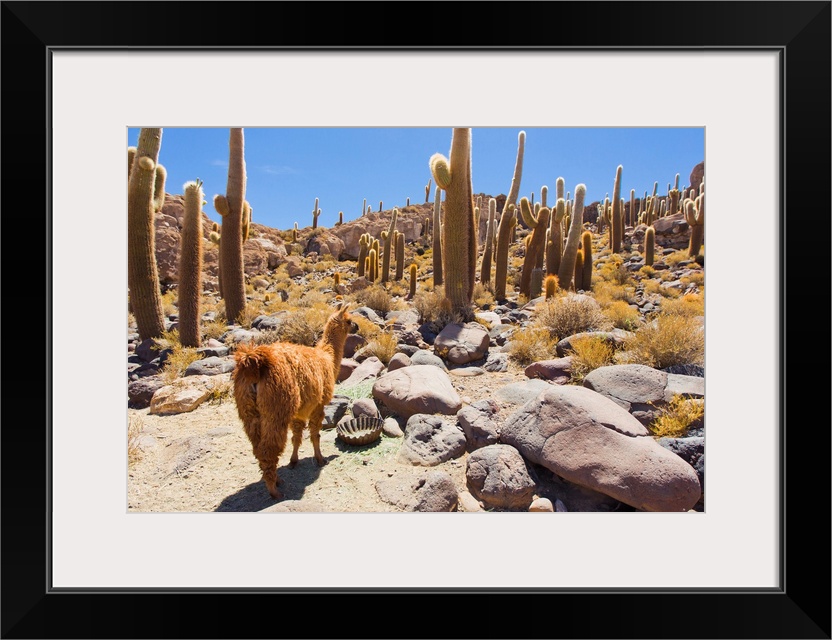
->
[[500, 385, 701, 512], [398, 414, 467, 466], [372, 365, 462, 418], [433, 322, 490, 365], [465, 444, 537, 510]]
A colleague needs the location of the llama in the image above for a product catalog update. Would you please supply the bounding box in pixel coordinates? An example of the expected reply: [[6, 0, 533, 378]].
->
[[232, 302, 358, 499]]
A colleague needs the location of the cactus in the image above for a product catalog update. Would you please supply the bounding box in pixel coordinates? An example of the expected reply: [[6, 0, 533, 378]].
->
[[292, 227, 298, 243], [178, 179, 204, 347], [480, 198, 496, 285], [557, 184, 587, 291], [127, 146, 136, 177], [530, 267, 544, 299], [381, 208, 398, 283], [518, 198, 550, 298], [581, 230, 593, 291], [684, 194, 705, 257], [371, 238, 380, 280], [337, 211, 343, 226], [408, 263, 417, 299], [645, 225, 655, 266], [368, 248, 378, 282], [395, 231, 405, 281], [544, 274, 558, 299], [629, 189, 636, 228], [334, 272, 341, 287], [431, 185, 443, 287], [574, 249, 584, 291], [215, 127, 247, 324], [504, 130, 526, 225], [379, 200, 383, 213], [546, 198, 566, 276], [425, 179, 432, 203], [429, 128, 477, 316], [668, 173, 681, 215], [362, 198, 367, 217], [611, 165, 623, 253], [209, 230, 221, 245], [312, 197, 321, 229], [241, 200, 251, 242], [494, 203, 516, 301], [540, 185, 548, 208], [127, 128, 167, 341]]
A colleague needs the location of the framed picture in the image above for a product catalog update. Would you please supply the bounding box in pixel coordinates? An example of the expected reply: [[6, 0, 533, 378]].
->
[[4, 1, 829, 638]]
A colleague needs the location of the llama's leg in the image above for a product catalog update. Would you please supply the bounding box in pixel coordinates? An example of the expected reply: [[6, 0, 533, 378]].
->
[[258, 454, 283, 500], [288, 419, 306, 467], [309, 405, 327, 467], [255, 416, 290, 500]]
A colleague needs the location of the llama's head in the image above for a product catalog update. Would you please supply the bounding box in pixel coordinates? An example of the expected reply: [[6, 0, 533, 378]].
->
[[323, 302, 359, 345]]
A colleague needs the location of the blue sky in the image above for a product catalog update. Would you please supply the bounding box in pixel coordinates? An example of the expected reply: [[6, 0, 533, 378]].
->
[[127, 127, 704, 231]]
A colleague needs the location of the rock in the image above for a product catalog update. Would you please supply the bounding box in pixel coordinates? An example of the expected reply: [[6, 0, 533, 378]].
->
[[376, 469, 458, 512], [251, 314, 284, 332], [351, 397, 379, 419], [458, 490, 485, 512], [196, 345, 230, 358], [465, 444, 537, 510], [583, 364, 669, 424], [382, 417, 404, 438], [529, 497, 554, 512], [340, 356, 385, 387], [184, 356, 235, 377], [149, 375, 219, 415], [658, 436, 705, 486], [663, 363, 704, 378], [689, 161, 704, 194], [475, 311, 502, 328], [373, 365, 462, 418], [323, 395, 350, 428], [352, 306, 384, 325], [448, 366, 485, 377], [495, 379, 553, 407], [305, 230, 345, 259], [222, 328, 261, 344], [398, 414, 467, 466], [343, 333, 366, 359], [482, 352, 509, 372], [127, 377, 166, 409], [338, 358, 358, 383], [456, 400, 501, 451], [524, 356, 573, 382], [410, 349, 448, 371], [665, 373, 705, 399], [500, 385, 701, 512], [387, 352, 411, 371]]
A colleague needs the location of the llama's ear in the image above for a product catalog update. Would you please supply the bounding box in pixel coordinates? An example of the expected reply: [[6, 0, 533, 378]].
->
[[338, 302, 351, 315]]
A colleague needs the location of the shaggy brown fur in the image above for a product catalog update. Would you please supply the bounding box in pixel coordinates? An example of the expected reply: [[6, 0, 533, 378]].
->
[[232, 303, 358, 499]]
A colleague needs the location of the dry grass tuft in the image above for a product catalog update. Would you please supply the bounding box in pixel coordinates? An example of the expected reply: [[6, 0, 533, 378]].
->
[[362, 330, 399, 365], [154, 329, 202, 383], [353, 284, 394, 316], [128, 414, 144, 466], [601, 300, 641, 331], [533, 294, 611, 341], [617, 313, 704, 369], [507, 326, 559, 365], [649, 395, 704, 438], [569, 335, 615, 383]]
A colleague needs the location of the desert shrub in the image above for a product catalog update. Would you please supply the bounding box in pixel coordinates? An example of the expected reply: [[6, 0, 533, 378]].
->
[[638, 265, 656, 278], [507, 326, 559, 365], [663, 250, 690, 267], [206, 377, 234, 405], [569, 335, 615, 383], [596, 254, 632, 287], [362, 329, 398, 365], [680, 271, 705, 287], [649, 395, 704, 438], [351, 314, 382, 340], [602, 300, 641, 331], [276, 307, 329, 346], [155, 330, 202, 383], [128, 414, 144, 466], [533, 294, 611, 341], [592, 280, 638, 306], [412, 288, 444, 324], [160, 289, 178, 317], [661, 293, 704, 317], [472, 282, 495, 308], [617, 313, 704, 369], [353, 284, 393, 315], [202, 319, 228, 342]]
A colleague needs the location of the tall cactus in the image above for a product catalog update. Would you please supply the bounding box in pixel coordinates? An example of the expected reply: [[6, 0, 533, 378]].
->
[[480, 198, 496, 285], [581, 230, 593, 291], [395, 231, 405, 281], [127, 128, 166, 340], [557, 185, 587, 291], [432, 186, 443, 287], [381, 208, 398, 283], [178, 179, 204, 347], [214, 127, 247, 324], [425, 179, 432, 203], [494, 203, 516, 301], [357, 233, 369, 277], [611, 165, 623, 253], [505, 131, 526, 227], [684, 193, 705, 257], [546, 197, 566, 276], [408, 263, 417, 299], [574, 249, 584, 291], [668, 173, 681, 216], [429, 128, 477, 316], [312, 197, 320, 229], [644, 226, 656, 266], [518, 198, 550, 298]]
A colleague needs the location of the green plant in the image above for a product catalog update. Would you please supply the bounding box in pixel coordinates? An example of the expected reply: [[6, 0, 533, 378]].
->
[[127, 128, 167, 340], [649, 394, 704, 438]]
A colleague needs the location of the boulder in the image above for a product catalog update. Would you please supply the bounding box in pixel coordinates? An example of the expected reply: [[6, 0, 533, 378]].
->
[[465, 444, 537, 510], [373, 365, 462, 418]]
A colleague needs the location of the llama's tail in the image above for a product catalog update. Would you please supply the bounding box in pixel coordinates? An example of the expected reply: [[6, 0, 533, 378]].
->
[[232, 342, 273, 386]]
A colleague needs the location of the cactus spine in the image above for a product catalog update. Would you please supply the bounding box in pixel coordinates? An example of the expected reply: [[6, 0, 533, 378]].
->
[[178, 180, 204, 347], [518, 198, 550, 298], [494, 203, 516, 301], [581, 230, 593, 291], [395, 231, 405, 281], [480, 198, 496, 285], [215, 127, 247, 324], [429, 128, 477, 316], [127, 128, 167, 340], [557, 185, 587, 291], [431, 186, 443, 287], [381, 208, 398, 283]]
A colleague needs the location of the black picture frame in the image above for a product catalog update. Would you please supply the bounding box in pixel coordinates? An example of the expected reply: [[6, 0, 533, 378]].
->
[[2, 2, 829, 638]]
